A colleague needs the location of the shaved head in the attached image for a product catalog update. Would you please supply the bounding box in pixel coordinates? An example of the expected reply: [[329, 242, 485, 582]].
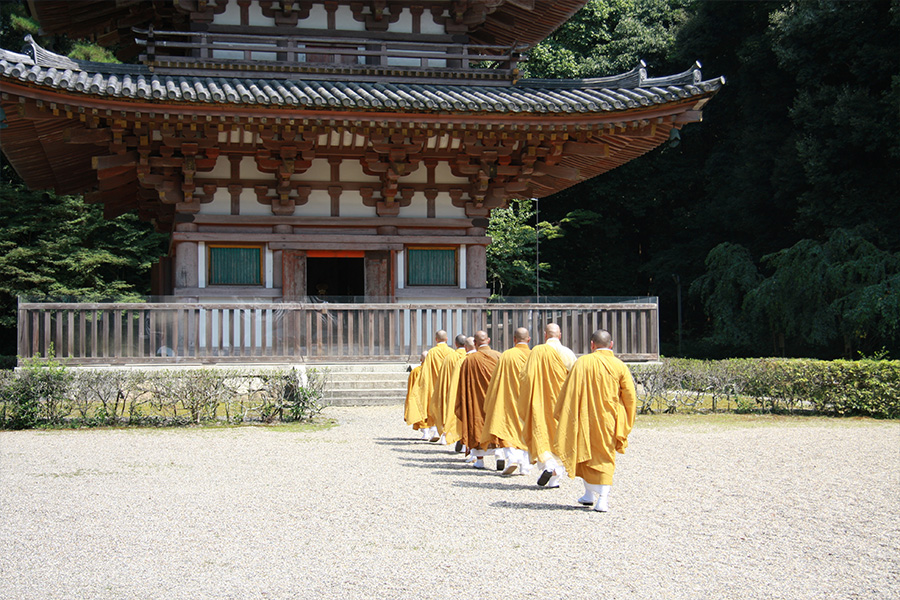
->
[[591, 329, 613, 349], [454, 334, 467, 348], [514, 327, 530, 343], [420, 350, 428, 363], [474, 330, 489, 345], [465, 336, 476, 350], [435, 330, 448, 342], [544, 323, 562, 340]]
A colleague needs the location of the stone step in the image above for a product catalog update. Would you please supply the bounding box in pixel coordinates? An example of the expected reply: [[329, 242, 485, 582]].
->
[[314, 362, 411, 406], [323, 371, 411, 382], [326, 379, 409, 391], [314, 363, 414, 374], [325, 393, 406, 407]]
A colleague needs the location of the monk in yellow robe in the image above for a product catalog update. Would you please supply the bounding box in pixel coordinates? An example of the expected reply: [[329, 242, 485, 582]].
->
[[431, 334, 470, 447], [403, 351, 428, 432], [553, 329, 636, 512], [414, 330, 453, 441], [455, 330, 501, 469], [480, 327, 531, 475], [518, 323, 577, 487]]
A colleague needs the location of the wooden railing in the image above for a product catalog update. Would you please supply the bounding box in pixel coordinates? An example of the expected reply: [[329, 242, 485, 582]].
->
[[17, 301, 659, 366], [135, 28, 525, 81]]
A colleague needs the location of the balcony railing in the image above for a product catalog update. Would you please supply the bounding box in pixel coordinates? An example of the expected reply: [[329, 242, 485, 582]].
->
[[135, 28, 526, 83], [17, 301, 659, 366]]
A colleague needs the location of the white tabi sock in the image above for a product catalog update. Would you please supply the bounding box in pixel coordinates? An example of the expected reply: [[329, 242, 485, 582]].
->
[[592, 485, 611, 512], [577, 482, 598, 505]]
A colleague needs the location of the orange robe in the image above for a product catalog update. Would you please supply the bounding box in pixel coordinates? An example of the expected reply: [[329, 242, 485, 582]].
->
[[403, 365, 423, 427], [411, 342, 453, 429], [431, 347, 467, 442], [480, 343, 531, 449], [552, 348, 636, 486], [518, 340, 571, 463], [455, 346, 501, 451]]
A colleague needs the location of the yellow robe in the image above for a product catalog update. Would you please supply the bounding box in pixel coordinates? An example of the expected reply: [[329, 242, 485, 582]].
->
[[480, 343, 531, 449], [403, 365, 423, 427], [431, 347, 467, 442], [413, 342, 453, 428], [518, 341, 571, 462], [455, 346, 501, 451], [553, 348, 636, 486]]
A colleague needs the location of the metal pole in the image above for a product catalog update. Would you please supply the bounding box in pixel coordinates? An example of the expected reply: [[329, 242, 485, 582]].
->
[[534, 197, 540, 303]]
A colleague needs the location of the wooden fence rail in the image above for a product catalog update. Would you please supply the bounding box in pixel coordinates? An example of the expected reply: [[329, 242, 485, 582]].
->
[[17, 302, 658, 366]]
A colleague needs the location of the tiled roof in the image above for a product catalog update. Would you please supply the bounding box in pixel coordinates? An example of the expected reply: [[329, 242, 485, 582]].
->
[[0, 37, 723, 114]]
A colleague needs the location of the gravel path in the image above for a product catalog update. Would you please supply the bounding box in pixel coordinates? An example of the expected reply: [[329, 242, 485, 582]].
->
[[1, 407, 898, 600]]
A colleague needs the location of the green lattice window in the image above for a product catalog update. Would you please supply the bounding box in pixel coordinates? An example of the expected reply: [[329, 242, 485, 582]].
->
[[208, 245, 262, 285], [407, 247, 457, 286]]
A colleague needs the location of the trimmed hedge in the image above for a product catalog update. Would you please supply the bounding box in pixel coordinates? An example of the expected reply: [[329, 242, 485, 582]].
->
[[0, 358, 328, 429], [631, 358, 900, 418]]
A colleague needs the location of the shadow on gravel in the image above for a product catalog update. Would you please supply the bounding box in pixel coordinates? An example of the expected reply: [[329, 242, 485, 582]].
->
[[452, 479, 522, 490], [382, 445, 457, 455], [399, 459, 473, 471], [374, 437, 424, 444], [489, 500, 588, 512]]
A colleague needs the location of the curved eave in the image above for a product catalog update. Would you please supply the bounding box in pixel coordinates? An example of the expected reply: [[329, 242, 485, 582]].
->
[[0, 78, 718, 127]]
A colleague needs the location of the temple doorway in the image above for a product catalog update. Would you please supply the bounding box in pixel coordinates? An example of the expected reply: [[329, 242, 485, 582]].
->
[[307, 254, 365, 299]]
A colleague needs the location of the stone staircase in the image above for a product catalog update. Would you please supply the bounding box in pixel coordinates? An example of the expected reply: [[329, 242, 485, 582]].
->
[[317, 362, 413, 406]]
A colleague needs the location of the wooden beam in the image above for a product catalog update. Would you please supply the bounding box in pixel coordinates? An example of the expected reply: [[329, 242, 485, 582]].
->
[[84, 182, 137, 204], [92, 151, 138, 170], [533, 161, 580, 180], [174, 232, 491, 245], [97, 166, 136, 190], [62, 127, 112, 144], [673, 110, 703, 124], [563, 141, 609, 157]]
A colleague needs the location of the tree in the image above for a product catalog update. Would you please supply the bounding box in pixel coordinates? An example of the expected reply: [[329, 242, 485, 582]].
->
[[745, 229, 900, 357], [0, 185, 169, 356], [486, 198, 561, 298], [524, 0, 692, 78], [689, 242, 761, 353]]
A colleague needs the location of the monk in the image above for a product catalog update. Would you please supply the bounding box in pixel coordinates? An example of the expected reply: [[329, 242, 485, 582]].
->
[[429, 334, 469, 445], [458, 337, 477, 457], [518, 323, 577, 487], [403, 351, 428, 434], [455, 330, 501, 469], [410, 331, 453, 440], [480, 327, 532, 475], [553, 329, 636, 512]]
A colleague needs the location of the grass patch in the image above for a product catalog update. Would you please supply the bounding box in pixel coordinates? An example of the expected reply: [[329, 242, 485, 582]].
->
[[635, 411, 898, 431]]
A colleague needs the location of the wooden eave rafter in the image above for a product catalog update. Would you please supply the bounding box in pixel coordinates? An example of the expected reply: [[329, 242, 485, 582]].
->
[[1, 78, 711, 228]]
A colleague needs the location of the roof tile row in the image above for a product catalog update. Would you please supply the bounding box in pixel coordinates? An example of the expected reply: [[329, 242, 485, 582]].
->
[[0, 43, 723, 115]]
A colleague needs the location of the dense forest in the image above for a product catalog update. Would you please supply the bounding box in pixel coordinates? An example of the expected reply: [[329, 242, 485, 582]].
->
[[493, 0, 900, 359], [1, 1, 898, 360]]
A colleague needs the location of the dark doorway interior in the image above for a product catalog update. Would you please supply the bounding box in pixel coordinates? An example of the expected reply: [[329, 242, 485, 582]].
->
[[307, 257, 365, 298]]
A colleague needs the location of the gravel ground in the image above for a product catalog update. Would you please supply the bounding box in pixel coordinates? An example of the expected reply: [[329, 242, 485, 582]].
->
[[1, 406, 898, 600]]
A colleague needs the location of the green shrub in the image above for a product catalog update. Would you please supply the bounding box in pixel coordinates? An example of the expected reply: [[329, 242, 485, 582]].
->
[[0, 365, 331, 429], [1, 351, 72, 428], [632, 358, 899, 418]]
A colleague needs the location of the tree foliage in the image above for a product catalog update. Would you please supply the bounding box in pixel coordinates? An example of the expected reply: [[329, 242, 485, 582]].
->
[[524, 0, 692, 78], [486, 198, 561, 298], [0, 184, 169, 354], [524, 0, 899, 359]]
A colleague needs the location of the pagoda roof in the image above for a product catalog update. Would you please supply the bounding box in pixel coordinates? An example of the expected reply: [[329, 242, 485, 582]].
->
[[0, 39, 723, 115]]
